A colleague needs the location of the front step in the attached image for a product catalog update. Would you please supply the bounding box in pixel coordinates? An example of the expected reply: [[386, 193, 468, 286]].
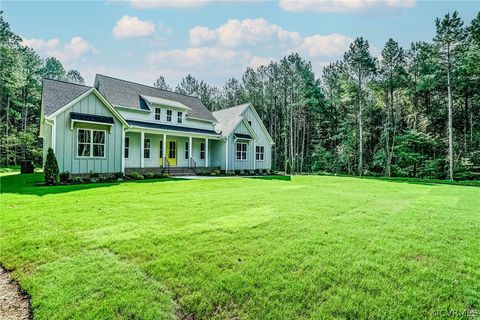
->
[[166, 167, 196, 176]]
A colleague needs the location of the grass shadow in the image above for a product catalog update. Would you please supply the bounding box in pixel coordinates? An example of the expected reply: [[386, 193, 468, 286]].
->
[[0, 173, 187, 196], [245, 175, 292, 182]]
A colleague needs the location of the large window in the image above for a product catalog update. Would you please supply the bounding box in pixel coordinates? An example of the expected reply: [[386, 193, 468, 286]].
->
[[200, 143, 205, 160], [256, 145, 265, 161], [155, 108, 161, 121], [185, 141, 189, 159], [177, 111, 183, 123], [77, 129, 105, 158], [236, 142, 247, 160], [166, 110, 172, 122], [124, 137, 129, 158], [144, 138, 151, 158]]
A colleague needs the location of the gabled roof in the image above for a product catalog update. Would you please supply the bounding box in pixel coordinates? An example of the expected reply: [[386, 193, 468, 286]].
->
[[95, 74, 216, 122], [212, 103, 250, 137], [42, 79, 91, 116]]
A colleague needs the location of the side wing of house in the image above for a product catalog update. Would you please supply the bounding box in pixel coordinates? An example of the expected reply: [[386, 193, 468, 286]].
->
[[220, 104, 274, 171], [41, 79, 127, 174]]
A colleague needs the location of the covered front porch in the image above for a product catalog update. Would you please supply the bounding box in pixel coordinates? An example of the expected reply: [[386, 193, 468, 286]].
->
[[124, 128, 222, 173]]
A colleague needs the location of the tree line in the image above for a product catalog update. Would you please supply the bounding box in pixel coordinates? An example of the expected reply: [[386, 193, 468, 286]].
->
[[1, 11, 479, 179]]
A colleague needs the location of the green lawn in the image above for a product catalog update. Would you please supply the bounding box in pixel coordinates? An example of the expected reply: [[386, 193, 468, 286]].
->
[[1, 173, 479, 319]]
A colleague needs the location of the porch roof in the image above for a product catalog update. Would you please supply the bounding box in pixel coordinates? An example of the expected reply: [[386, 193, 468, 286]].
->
[[70, 112, 114, 124], [126, 120, 219, 136]]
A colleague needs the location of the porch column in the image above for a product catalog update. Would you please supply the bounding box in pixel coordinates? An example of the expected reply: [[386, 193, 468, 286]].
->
[[253, 140, 256, 170], [205, 138, 209, 167], [225, 139, 229, 171], [162, 133, 167, 168], [189, 136, 193, 166], [140, 131, 145, 168]]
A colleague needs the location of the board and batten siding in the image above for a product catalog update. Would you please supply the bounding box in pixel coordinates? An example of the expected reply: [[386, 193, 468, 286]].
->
[[242, 107, 272, 170], [42, 122, 53, 164], [54, 92, 123, 174]]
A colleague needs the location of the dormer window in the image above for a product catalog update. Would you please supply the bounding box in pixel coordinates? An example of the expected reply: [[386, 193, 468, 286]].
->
[[166, 110, 172, 122], [177, 111, 183, 123], [155, 108, 161, 121]]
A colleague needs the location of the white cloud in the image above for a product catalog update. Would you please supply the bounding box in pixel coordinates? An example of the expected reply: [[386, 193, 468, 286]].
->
[[113, 15, 156, 39], [148, 47, 252, 70], [130, 0, 209, 8], [291, 33, 353, 58], [190, 18, 301, 48], [22, 36, 97, 63], [248, 56, 275, 69], [279, 0, 416, 13]]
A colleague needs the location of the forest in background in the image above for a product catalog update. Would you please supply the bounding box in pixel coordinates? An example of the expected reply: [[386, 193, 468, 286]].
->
[[1, 11, 479, 179]]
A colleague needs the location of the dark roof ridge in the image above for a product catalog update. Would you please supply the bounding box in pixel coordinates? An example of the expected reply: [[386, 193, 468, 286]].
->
[[43, 78, 92, 89], [95, 74, 203, 101]]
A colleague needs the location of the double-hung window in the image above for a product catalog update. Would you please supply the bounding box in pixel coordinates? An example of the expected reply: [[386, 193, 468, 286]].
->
[[177, 111, 183, 123], [144, 138, 151, 158], [166, 110, 172, 122], [236, 142, 247, 160], [124, 137, 130, 158], [77, 129, 105, 158], [256, 145, 264, 161], [200, 143, 205, 160], [185, 141, 189, 159], [155, 108, 161, 121]]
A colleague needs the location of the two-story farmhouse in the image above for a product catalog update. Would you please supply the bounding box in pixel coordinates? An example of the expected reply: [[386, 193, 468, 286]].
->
[[39, 75, 274, 175]]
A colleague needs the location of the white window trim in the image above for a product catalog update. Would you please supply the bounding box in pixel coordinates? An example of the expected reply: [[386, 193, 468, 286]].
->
[[256, 145, 265, 161], [124, 136, 130, 159], [236, 142, 248, 161], [155, 108, 161, 121], [166, 109, 172, 122], [144, 138, 151, 159], [76, 128, 107, 159]]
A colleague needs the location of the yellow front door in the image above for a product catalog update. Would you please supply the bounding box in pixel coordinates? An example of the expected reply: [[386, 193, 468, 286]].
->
[[167, 140, 177, 166]]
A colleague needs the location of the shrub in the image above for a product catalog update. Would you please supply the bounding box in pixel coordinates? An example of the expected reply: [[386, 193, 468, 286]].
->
[[90, 172, 100, 179], [70, 176, 84, 184], [212, 169, 221, 175], [89, 177, 99, 184], [262, 169, 268, 174], [44, 147, 59, 185], [161, 173, 169, 178], [146, 172, 155, 179], [130, 172, 144, 180], [59, 171, 70, 183], [243, 169, 250, 175], [114, 172, 124, 179], [254, 169, 260, 175], [210, 171, 217, 176], [235, 170, 241, 175]]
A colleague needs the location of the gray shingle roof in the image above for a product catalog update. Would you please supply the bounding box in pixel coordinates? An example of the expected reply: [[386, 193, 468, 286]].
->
[[212, 103, 250, 137], [42, 79, 91, 116], [95, 74, 216, 122]]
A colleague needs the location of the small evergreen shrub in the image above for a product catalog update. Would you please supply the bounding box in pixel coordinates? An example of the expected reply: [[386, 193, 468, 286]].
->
[[254, 169, 260, 175], [161, 173, 169, 178], [90, 172, 100, 179], [44, 148, 59, 185], [130, 172, 144, 180], [242, 169, 250, 175], [59, 171, 70, 183], [114, 172, 124, 179], [70, 176, 83, 184], [146, 172, 155, 179], [235, 170, 241, 175]]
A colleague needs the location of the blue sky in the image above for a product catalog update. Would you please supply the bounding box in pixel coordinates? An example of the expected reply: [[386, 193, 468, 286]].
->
[[3, 0, 479, 87]]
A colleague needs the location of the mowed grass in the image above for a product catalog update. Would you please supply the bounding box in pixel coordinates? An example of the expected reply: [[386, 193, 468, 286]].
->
[[1, 173, 479, 319]]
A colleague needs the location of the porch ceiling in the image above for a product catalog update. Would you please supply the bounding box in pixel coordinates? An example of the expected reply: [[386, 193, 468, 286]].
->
[[126, 120, 220, 137]]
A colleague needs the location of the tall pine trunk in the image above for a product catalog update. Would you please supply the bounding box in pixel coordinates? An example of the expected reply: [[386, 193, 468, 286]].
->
[[447, 45, 454, 180]]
